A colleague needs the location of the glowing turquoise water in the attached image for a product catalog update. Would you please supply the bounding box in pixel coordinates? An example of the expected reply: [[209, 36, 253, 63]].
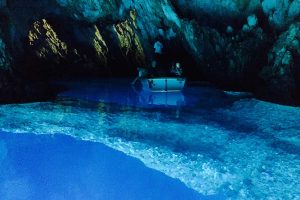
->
[[0, 79, 299, 199]]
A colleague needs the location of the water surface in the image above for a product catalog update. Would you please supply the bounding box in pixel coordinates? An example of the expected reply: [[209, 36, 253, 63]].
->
[[0, 79, 299, 199], [0, 131, 205, 200]]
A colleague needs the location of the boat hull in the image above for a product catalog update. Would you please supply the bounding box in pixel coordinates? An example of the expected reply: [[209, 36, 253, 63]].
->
[[141, 77, 186, 92]]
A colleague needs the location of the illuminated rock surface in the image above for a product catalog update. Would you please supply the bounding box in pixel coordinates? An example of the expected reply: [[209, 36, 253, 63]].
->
[[0, 0, 299, 103]]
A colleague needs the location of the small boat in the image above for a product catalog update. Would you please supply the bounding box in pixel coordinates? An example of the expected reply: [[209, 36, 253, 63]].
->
[[141, 77, 186, 92]]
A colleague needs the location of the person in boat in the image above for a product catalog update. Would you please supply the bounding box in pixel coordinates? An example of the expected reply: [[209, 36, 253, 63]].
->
[[131, 36, 164, 84], [131, 67, 148, 85], [171, 62, 183, 77], [149, 36, 170, 77], [153, 37, 164, 68]]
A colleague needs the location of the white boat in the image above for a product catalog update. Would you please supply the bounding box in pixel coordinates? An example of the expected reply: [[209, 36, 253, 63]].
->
[[140, 77, 186, 92]]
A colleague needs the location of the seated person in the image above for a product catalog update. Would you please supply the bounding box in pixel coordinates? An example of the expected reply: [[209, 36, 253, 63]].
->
[[171, 62, 183, 77], [131, 67, 148, 85], [153, 39, 164, 68]]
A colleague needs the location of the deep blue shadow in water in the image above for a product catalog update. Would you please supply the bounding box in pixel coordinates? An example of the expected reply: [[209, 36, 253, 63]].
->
[[0, 132, 220, 200]]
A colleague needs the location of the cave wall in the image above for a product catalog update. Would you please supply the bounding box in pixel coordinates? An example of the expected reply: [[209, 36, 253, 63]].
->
[[0, 0, 299, 104]]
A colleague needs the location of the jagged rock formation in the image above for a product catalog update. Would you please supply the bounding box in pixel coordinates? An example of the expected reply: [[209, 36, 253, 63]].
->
[[262, 0, 300, 29], [177, 0, 300, 29], [0, 37, 10, 71], [0, 33, 13, 101], [0, 0, 299, 104], [260, 23, 300, 103]]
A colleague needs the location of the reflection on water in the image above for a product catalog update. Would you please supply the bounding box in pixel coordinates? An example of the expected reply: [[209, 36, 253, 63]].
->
[[135, 90, 185, 107], [57, 78, 243, 109], [0, 79, 300, 200]]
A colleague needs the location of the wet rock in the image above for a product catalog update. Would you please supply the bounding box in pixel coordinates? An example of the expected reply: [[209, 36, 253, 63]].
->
[[260, 23, 300, 104]]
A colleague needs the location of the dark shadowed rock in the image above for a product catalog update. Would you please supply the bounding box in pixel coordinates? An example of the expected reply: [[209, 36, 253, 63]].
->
[[180, 19, 270, 90], [0, 0, 299, 104], [260, 23, 300, 104]]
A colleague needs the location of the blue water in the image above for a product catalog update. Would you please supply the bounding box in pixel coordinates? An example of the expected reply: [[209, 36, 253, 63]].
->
[[0, 79, 299, 199], [0, 131, 206, 200]]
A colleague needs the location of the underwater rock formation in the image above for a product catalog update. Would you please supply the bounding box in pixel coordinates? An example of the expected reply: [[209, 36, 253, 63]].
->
[[0, 0, 299, 104]]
